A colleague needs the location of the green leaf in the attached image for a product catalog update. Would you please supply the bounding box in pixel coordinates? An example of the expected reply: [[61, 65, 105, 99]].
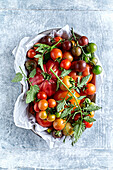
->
[[77, 96, 86, 100], [66, 96, 73, 102], [57, 99, 66, 112], [61, 107, 73, 118], [84, 116, 96, 123], [73, 122, 85, 144], [60, 69, 72, 78], [77, 75, 91, 88], [38, 55, 44, 72], [84, 105, 101, 112], [29, 69, 36, 78], [12, 72, 23, 82], [26, 85, 39, 104], [34, 54, 42, 58], [56, 80, 60, 91]]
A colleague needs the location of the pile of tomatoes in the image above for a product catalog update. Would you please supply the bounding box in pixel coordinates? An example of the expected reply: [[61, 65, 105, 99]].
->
[[26, 32, 102, 139]]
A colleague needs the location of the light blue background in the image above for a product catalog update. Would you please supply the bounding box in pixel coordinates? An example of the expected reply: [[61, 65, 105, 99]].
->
[[0, 0, 113, 169]]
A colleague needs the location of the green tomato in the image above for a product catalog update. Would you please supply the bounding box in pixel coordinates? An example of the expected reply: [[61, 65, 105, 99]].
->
[[90, 57, 98, 65], [55, 112, 61, 118], [86, 43, 97, 53], [82, 52, 91, 63], [92, 65, 102, 75]]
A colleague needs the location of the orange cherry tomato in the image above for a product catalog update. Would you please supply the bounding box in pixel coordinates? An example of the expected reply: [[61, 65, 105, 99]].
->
[[89, 111, 95, 118], [48, 99, 56, 108], [50, 48, 62, 61], [63, 52, 73, 62], [60, 76, 73, 91], [27, 49, 36, 58], [39, 111, 47, 120], [38, 99, 48, 111], [53, 118, 66, 131], [60, 59, 71, 70], [84, 83, 96, 95]]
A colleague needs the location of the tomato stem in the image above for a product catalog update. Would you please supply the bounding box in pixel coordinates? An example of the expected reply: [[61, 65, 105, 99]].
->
[[19, 66, 32, 86], [50, 68, 82, 116]]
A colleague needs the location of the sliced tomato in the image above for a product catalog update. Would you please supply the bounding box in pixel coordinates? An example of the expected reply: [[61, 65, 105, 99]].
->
[[36, 112, 52, 127]]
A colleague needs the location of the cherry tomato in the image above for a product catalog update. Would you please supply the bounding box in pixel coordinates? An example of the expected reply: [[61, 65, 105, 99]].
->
[[63, 52, 73, 62], [63, 122, 73, 136], [74, 60, 86, 72], [62, 40, 71, 51], [50, 48, 62, 61], [37, 91, 47, 100], [38, 99, 48, 111], [74, 113, 81, 121], [48, 99, 56, 108], [29, 102, 35, 115], [71, 46, 82, 57], [36, 112, 52, 127], [84, 83, 96, 95], [60, 76, 73, 91], [86, 43, 97, 53], [27, 49, 36, 58], [47, 114, 56, 122], [55, 112, 61, 118], [53, 118, 66, 131], [25, 60, 37, 72], [71, 40, 77, 47], [60, 59, 71, 70], [54, 36, 62, 47], [39, 111, 47, 120], [78, 36, 89, 46], [39, 36, 52, 46], [89, 111, 95, 118], [52, 130, 63, 138], [92, 65, 102, 75], [34, 102, 40, 112], [90, 57, 98, 65], [83, 120, 93, 128], [69, 71, 77, 80], [33, 43, 40, 50]]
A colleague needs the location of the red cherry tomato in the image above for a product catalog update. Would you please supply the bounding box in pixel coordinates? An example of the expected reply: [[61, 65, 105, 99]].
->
[[74, 113, 81, 121], [50, 48, 62, 61], [84, 83, 96, 95], [53, 119, 66, 131], [38, 99, 48, 111], [27, 49, 36, 58], [54, 36, 62, 47], [48, 99, 56, 108], [78, 36, 89, 46], [37, 91, 47, 100], [60, 59, 71, 70], [83, 120, 93, 128], [36, 112, 52, 127], [34, 102, 40, 112]]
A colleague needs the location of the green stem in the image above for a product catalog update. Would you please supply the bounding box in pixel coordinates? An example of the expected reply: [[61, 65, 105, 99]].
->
[[50, 68, 82, 112], [19, 66, 32, 86], [51, 39, 62, 50]]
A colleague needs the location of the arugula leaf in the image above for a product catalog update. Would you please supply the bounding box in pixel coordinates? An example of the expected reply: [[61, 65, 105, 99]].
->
[[83, 105, 101, 112], [29, 69, 36, 78], [12, 72, 23, 82], [72, 122, 85, 144], [60, 69, 72, 78], [84, 116, 96, 123], [57, 99, 66, 112], [61, 107, 73, 118], [77, 75, 91, 88], [77, 95, 86, 100], [26, 85, 39, 104]]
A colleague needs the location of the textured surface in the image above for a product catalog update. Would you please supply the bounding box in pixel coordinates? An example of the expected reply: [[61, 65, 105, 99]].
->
[[0, 0, 113, 169]]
